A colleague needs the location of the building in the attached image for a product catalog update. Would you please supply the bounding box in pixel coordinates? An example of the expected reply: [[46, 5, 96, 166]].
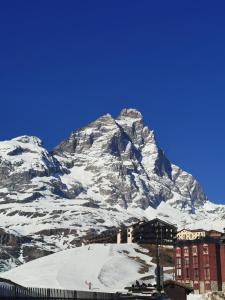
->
[[117, 218, 177, 245], [85, 227, 117, 244], [176, 229, 206, 240], [175, 237, 225, 294]]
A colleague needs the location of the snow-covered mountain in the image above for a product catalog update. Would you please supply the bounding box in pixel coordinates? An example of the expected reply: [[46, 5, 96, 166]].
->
[[0, 108, 224, 271]]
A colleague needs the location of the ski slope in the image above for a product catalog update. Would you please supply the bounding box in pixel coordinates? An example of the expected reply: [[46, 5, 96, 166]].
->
[[1, 244, 156, 292]]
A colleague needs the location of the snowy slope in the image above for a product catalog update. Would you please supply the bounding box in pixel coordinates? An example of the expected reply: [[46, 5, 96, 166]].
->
[[0, 108, 225, 271], [187, 295, 203, 300], [1, 244, 155, 292]]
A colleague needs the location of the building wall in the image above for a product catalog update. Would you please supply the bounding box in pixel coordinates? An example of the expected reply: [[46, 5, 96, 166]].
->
[[175, 241, 222, 294], [220, 244, 225, 291]]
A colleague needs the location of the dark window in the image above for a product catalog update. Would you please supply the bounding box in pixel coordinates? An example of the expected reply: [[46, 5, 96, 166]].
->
[[194, 268, 199, 279], [185, 257, 189, 267], [185, 268, 189, 278]]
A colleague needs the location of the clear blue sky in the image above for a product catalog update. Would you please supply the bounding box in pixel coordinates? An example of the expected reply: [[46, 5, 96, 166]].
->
[[0, 1, 225, 203]]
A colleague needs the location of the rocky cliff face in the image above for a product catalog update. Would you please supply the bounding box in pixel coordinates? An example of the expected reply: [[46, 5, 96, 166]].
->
[[53, 108, 207, 211], [0, 108, 224, 271]]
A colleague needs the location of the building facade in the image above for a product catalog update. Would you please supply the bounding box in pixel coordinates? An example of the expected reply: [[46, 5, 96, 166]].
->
[[117, 218, 177, 245], [175, 238, 225, 294]]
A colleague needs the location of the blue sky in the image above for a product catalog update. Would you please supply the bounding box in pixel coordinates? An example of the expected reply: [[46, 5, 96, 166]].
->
[[0, 1, 225, 203]]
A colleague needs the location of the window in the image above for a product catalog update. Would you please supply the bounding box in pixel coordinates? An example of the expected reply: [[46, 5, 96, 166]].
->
[[176, 257, 181, 268], [193, 256, 198, 268], [185, 268, 190, 278], [192, 246, 198, 255], [203, 255, 209, 266], [204, 268, 210, 280], [184, 247, 189, 256], [194, 268, 199, 279], [203, 244, 209, 255], [176, 247, 181, 257], [184, 257, 189, 267], [176, 268, 181, 277]]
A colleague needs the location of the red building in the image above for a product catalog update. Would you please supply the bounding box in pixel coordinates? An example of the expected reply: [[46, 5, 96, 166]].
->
[[175, 237, 225, 294]]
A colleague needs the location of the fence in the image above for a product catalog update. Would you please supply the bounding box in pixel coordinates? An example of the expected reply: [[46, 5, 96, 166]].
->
[[0, 284, 118, 300]]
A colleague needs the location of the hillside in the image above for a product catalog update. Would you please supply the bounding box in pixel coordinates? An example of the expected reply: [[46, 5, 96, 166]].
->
[[1, 244, 159, 292]]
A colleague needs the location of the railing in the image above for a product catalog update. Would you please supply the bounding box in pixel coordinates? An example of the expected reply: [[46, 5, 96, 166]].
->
[[0, 284, 116, 300]]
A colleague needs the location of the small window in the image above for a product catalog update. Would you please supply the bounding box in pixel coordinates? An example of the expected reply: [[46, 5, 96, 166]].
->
[[176, 247, 181, 257], [184, 247, 189, 256], [203, 244, 209, 255], [192, 246, 198, 255], [185, 268, 190, 278], [203, 255, 209, 266], [176, 268, 182, 277], [204, 268, 210, 280], [184, 257, 189, 267], [193, 268, 199, 279], [176, 257, 181, 268], [193, 256, 198, 268]]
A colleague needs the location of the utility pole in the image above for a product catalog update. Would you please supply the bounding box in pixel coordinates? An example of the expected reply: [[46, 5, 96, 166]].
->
[[156, 240, 161, 292], [156, 222, 162, 293]]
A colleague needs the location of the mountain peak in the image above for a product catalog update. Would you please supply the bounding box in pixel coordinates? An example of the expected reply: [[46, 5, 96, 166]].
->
[[118, 108, 143, 120], [12, 135, 43, 147]]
